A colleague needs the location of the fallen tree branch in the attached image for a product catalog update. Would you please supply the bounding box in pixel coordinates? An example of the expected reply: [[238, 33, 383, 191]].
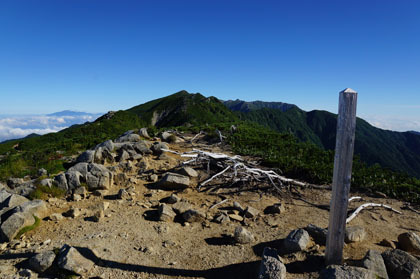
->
[[346, 203, 402, 224], [348, 196, 362, 202], [200, 165, 232, 188], [209, 199, 229, 210], [190, 131, 204, 143], [403, 203, 420, 215]]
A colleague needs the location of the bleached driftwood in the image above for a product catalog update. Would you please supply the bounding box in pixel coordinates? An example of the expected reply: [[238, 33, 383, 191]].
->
[[346, 203, 402, 224], [200, 165, 232, 187], [190, 131, 204, 143], [403, 203, 420, 215], [209, 199, 229, 210], [348, 196, 362, 202]]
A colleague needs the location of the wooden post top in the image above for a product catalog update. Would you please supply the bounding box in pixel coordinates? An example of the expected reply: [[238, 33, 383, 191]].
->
[[340, 88, 357, 94]]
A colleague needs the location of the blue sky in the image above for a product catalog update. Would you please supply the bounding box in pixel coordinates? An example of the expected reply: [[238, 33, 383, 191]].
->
[[0, 0, 419, 132]]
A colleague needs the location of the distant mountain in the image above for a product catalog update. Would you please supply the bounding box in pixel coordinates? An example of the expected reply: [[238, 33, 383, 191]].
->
[[223, 99, 296, 112], [224, 100, 420, 178], [47, 110, 100, 117], [0, 133, 40, 144], [409, 131, 420, 136]]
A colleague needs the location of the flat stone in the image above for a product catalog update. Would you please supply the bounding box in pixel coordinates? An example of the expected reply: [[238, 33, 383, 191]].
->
[[258, 247, 286, 279], [159, 204, 176, 222], [229, 214, 244, 222], [244, 206, 259, 218], [179, 167, 198, 178], [29, 250, 56, 273], [182, 209, 205, 223], [398, 232, 420, 255], [158, 173, 190, 190], [234, 226, 255, 244], [283, 229, 310, 253], [362, 249, 389, 279], [345, 226, 366, 243], [213, 212, 230, 224], [320, 265, 374, 279], [382, 249, 420, 279], [57, 244, 94, 275]]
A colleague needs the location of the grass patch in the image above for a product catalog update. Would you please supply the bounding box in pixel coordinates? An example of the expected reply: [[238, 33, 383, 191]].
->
[[29, 185, 66, 200], [15, 215, 40, 239]]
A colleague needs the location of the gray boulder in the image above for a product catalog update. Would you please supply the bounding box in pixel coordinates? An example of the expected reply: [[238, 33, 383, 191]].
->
[[14, 200, 48, 219], [133, 141, 152, 155], [234, 226, 255, 244], [161, 131, 173, 142], [6, 178, 24, 188], [95, 139, 114, 153], [158, 173, 190, 190], [258, 247, 286, 279], [151, 142, 169, 155], [0, 189, 12, 204], [321, 265, 374, 279], [39, 178, 53, 188], [115, 133, 141, 143], [0, 194, 29, 211], [345, 226, 366, 243], [65, 171, 82, 191], [398, 232, 420, 256], [37, 168, 48, 177], [139, 128, 150, 139], [68, 162, 89, 177], [57, 244, 94, 275], [362, 250, 389, 279], [283, 229, 310, 253], [28, 250, 56, 273], [76, 150, 95, 163], [159, 204, 176, 222], [87, 163, 113, 190], [305, 224, 328, 245], [54, 173, 68, 191], [117, 150, 130, 162], [382, 249, 420, 279]]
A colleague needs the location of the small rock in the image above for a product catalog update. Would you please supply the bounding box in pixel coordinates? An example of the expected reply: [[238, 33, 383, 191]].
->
[[234, 226, 255, 244], [398, 232, 420, 255], [139, 128, 150, 139], [165, 194, 180, 204], [283, 229, 310, 253], [362, 249, 389, 279], [172, 201, 193, 215], [345, 226, 366, 243], [92, 209, 104, 222], [117, 188, 130, 200], [149, 174, 159, 183], [93, 189, 108, 197], [182, 209, 205, 223], [264, 203, 285, 215], [72, 193, 82, 201], [179, 167, 198, 178], [382, 249, 420, 279], [49, 213, 64, 221], [380, 238, 396, 249], [159, 204, 176, 222], [57, 244, 94, 275], [233, 201, 245, 213], [320, 265, 374, 279], [37, 168, 48, 177], [229, 214, 244, 222], [67, 208, 82, 218], [73, 186, 87, 198], [28, 250, 56, 273], [244, 206, 259, 218], [214, 212, 230, 224], [18, 269, 38, 278], [258, 247, 286, 279]]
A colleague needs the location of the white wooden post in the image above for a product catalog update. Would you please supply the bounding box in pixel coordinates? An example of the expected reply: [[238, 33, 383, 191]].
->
[[325, 88, 358, 265]]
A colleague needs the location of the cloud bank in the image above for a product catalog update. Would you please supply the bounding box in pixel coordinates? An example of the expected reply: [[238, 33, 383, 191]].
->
[[363, 115, 420, 132], [0, 112, 102, 142]]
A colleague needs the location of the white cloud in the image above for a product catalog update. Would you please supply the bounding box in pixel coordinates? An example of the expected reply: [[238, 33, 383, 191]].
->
[[0, 112, 101, 142], [363, 115, 420, 132]]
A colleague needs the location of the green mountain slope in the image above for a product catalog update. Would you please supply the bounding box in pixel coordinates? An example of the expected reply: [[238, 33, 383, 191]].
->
[[227, 104, 420, 178], [128, 90, 237, 127]]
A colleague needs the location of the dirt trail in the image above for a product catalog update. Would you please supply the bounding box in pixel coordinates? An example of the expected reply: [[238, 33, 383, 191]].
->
[[2, 137, 420, 279]]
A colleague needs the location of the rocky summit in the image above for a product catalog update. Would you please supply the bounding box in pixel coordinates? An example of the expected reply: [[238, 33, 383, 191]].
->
[[0, 128, 420, 279]]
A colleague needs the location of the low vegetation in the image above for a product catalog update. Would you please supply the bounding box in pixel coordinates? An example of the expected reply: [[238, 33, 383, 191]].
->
[[15, 215, 41, 239]]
